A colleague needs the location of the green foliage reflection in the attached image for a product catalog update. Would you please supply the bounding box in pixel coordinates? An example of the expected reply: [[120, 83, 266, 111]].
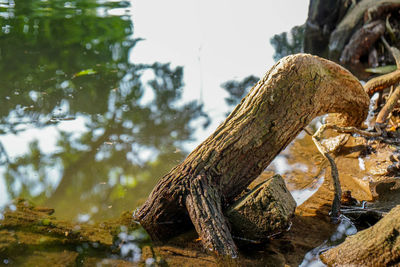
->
[[0, 0, 209, 221]]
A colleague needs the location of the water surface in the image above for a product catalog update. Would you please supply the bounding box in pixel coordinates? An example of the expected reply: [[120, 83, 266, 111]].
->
[[0, 0, 209, 222]]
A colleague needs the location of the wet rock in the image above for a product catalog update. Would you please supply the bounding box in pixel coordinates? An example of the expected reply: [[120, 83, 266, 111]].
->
[[225, 174, 296, 241]]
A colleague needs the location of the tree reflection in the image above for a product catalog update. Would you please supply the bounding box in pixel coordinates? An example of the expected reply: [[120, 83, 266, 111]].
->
[[0, 0, 209, 221]]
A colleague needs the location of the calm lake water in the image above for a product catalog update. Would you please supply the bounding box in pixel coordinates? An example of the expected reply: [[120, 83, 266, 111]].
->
[[0, 0, 309, 222], [0, 0, 212, 222]]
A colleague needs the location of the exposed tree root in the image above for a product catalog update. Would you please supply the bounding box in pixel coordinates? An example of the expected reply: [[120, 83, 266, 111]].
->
[[340, 20, 385, 65], [312, 125, 343, 221], [135, 54, 369, 256]]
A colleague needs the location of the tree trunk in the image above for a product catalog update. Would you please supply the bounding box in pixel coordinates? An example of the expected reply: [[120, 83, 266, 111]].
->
[[134, 54, 370, 257]]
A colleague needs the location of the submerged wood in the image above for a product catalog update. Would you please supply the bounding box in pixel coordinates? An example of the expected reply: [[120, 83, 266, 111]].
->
[[135, 54, 370, 257], [321, 205, 400, 266]]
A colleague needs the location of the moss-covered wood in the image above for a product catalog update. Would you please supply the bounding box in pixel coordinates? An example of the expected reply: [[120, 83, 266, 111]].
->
[[135, 53, 370, 256], [226, 174, 296, 241]]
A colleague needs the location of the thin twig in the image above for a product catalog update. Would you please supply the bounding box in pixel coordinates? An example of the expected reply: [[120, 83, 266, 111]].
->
[[376, 84, 400, 124], [312, 125, 342, 220], [381, 36, 400, 68], [318, 124, 381, 138], [310, 121, 386, 221]]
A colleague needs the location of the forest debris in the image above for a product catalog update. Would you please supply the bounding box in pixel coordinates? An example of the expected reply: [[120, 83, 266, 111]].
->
[[320, 134, 349, 153], [340, 20, 385, 64], [312, 125, 343, 220], [225, 174, 296, 241], [329, 0, 400, 59], [364, 2, 400, 22], [364, 36, 400, 97], [321, 205, 400, 266], [376, 84, 400, 124]]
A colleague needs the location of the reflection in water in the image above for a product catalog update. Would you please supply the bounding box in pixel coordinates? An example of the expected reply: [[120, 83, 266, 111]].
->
[[300, 216, 357, 267], [291, 175, 325, 206], [0, 0, 208, 222]]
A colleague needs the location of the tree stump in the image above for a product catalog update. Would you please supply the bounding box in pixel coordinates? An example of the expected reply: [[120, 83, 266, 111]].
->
[[226, 174, 296, 241], [134, 54, 370, 257]]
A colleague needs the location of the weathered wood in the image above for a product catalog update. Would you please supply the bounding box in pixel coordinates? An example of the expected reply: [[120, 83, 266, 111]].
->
[[364, 2, 400, 22], [364, 69, 400, 96], [376, 84, 400, 124], [329, 0, 400, 60], [226, 174, 296, 241], [340, 20, 385, 64], [134, 54, 370, 256], [321, 205, 400, 266]]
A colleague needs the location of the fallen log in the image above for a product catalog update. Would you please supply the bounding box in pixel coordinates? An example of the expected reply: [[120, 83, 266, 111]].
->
[[134, 54, 370, 257]]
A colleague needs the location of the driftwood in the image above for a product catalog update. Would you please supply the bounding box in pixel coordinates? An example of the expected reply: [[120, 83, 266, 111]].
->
[[321, 205, 400, 266], [134, 54, 370, 257]]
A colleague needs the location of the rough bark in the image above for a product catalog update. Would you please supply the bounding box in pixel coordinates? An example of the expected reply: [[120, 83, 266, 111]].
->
[[134, 54, 370, 257], [226, 174, 296, 241], [321, 205, 400, 266], [328, 0, 400, 60], [340, 20, 385, 64]]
